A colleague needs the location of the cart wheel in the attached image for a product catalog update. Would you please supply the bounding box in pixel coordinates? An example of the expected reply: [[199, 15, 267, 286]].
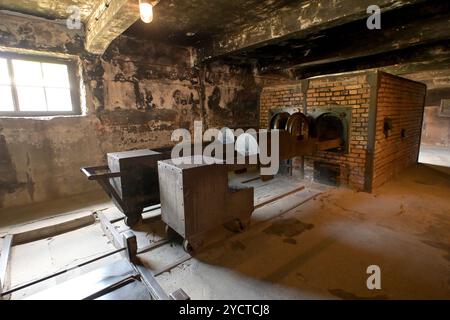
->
[[227, 219, 247, 233], [124, 215, 141, 227], [236, 219, 247, 232], [165, 225, 178, 239], [183, 240, 194, 254], [223, 219, 246, 233]]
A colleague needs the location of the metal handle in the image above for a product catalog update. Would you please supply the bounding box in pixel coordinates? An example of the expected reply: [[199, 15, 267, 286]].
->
[[80, 166, 122, 181]]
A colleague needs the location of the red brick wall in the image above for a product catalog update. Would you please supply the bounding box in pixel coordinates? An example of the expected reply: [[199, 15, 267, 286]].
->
[[260, 84, 303, 128], [306, 73, 371, 190], [259, 71, 426, 191], [372, 72, 426, 189], [260, 72, 372, 190]]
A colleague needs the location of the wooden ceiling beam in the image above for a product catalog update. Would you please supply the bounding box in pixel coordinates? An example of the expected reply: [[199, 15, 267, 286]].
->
[[202, 0, 426, 61], [289, 41, 450, 80], [255, 0, 450, 73], [85, 0, 141, 55]]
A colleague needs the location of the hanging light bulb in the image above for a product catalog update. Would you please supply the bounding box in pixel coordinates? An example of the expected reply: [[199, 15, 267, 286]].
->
[[139, 0, 153, 23]]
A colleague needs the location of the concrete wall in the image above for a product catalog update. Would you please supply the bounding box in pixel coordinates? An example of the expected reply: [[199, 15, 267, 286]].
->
[[0, 12, 261, 211], [421, 106, 450, 148]]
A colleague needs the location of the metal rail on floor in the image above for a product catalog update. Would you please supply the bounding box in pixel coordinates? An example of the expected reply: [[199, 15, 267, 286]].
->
[[109, 204, 162, 224], [254, 185, 306, 209], [1, 247, 125, 297], [0, 211, 189, 300], [97, 213, 190, 300], [1, 183, 316, 300]]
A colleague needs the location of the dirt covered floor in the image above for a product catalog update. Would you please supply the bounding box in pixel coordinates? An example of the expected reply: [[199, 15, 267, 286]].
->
[[157, 164, 450, 299], [419, 145, 450, 167], [2, 164, 449, 300]]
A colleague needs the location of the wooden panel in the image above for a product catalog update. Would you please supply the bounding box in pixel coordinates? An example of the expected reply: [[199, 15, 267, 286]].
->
[[158, 161, 186, 237], [85, 0, 140, 54], [12, 214, 95, 245], [182, 164, 228, 236]]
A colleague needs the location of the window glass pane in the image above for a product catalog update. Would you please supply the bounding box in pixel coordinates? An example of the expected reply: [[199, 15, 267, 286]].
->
[[12, 60, 43, 86], [42, 63, 70, 88], [0, 85, 14, 111], [46, 88, 73, 111], [0, 59, 11, 85], [16, 86, 47, 111]]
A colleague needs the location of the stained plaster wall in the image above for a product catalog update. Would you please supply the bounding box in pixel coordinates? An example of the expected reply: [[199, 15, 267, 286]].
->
[[0, 12, 261, 211], [421, 107, 450, 148]]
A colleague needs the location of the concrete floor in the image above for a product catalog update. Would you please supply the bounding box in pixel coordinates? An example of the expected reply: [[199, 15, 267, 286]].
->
[[419, 145, 450, 167], [0, 191, 109, 228], [2, 164, 450, 300], [155, 164, 450, 299]]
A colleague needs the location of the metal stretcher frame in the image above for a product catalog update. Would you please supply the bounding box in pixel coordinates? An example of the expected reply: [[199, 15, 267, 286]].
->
[[0, 213, 189, 300]]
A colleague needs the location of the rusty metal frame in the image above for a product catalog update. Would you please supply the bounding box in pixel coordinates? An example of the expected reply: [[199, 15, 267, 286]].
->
[[81, 166, 129, 214], [97, 213, 189, 300], [1, 214, 189, 300]]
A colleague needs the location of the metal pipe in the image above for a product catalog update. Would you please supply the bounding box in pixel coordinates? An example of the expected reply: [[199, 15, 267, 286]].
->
[[143, 204, 161, 213], [83, 277, 137, 300], [254, 185, 306, 209], [133, 264, 170, 300], [137, 239, 170, 255], [154, 255, 192, 277], [108, 204, 161, 224]]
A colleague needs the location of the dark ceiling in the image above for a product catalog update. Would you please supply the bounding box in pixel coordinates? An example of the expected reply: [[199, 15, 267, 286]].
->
[[2, 0, 450, 81], [125, 0, 303, 45], [217, 0, 450, 78], [0, 0, 303, 46]]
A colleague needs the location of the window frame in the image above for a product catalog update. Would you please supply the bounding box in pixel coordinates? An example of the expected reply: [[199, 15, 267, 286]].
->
[[0, 52, 81, 117]]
